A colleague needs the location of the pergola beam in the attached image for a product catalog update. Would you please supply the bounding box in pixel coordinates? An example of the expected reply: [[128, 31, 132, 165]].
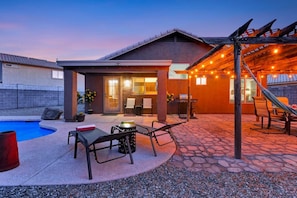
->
[[200, 37, 297, 45]]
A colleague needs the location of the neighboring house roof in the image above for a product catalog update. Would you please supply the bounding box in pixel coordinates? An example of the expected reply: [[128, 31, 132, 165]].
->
[[267, 74, 297, 85], [0, 53, 61, 69], [99, 28, 209, 60]]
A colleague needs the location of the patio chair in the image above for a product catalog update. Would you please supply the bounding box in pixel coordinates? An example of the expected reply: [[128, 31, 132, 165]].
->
[[273, 97, 289, 115], [136, 121, 186, 156], [273, 97, 297, 135], [124, 98, 136, 114], [252, 96, 287, 133], [142, 98, 153, 114], [68, 127, 134, 180]]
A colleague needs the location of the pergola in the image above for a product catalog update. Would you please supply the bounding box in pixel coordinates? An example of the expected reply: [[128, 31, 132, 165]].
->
[[186, 19, 297, 159]]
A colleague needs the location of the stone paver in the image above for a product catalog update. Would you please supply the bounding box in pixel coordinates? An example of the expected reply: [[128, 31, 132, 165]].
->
[[166, 114, 297, 173]]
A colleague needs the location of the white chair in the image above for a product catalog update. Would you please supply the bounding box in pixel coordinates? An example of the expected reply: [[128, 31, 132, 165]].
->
[[124, 98, 135, 114], [142, 98, 152, 114]]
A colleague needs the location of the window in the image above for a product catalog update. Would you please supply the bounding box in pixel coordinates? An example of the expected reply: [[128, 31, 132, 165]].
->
[[196, 77, 207, 85], [230, 78, 256, 103], [169, 63, 189, 79], [52, 70, 63, 79], [132, 77, 157, 95]]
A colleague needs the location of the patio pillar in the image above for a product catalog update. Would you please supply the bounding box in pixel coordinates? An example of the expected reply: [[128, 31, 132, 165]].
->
[[64, 70, 77, 122], [157, 70, 167, 122]]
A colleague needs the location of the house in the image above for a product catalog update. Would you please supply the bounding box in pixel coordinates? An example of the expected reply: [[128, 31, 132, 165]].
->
[[268, 74, 297, 104], [185, 19, 297, 115], [58, 20, 297, 122], [0, 53, 64, 109], [58, 29, 213, 121]]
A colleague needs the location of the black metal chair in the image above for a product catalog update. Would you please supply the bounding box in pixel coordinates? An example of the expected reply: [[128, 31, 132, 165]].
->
[[69, 127, 134, 180], [136, 121, 186, 156]]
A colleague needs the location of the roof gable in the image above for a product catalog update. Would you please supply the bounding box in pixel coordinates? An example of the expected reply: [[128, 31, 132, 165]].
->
[[99, 29, 209, 60], [0, 53, 60, 69]]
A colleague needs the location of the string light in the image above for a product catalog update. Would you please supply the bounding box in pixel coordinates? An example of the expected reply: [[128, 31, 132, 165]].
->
[[273, 48, 279, 54]]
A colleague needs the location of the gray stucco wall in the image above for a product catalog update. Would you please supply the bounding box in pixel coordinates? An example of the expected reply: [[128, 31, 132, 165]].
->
[[2, 63, 63, 86]]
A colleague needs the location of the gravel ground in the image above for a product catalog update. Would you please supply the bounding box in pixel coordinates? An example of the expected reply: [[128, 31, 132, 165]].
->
[[1, 165, 297, 197], [1, 106, 297, 197]]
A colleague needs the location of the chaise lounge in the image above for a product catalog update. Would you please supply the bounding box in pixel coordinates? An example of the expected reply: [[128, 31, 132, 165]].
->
[[68, 126, 134, 180], [135, 121, 186, 156]]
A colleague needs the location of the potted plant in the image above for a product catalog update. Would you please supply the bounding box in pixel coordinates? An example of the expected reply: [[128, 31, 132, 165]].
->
[[76, 112, 85, 122], [167, 92, 174, 103], [84, 89, 96, 114]]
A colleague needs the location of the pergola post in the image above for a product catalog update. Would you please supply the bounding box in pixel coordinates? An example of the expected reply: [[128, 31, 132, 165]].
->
[[187, 75, 191, 121], [234, 39, 242, 159]]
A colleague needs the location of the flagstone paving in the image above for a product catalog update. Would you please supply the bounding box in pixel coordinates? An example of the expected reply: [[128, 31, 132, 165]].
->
[[166, 114, 297, 173]]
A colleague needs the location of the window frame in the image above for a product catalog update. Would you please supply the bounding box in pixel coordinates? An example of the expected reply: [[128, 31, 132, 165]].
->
[[52, 70, 64, 79], [132, 77, 157, 95]]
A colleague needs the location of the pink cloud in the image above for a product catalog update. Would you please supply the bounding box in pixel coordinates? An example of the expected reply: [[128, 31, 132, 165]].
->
[[0, 22, 22, 30]]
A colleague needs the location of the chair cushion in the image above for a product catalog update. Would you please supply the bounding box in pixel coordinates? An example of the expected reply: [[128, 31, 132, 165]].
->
[[76, 124, 96, 132]]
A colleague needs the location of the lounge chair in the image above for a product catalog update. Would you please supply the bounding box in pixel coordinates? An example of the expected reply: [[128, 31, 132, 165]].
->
[[68, 126, 134, 180], [135, 121, 186, 156]]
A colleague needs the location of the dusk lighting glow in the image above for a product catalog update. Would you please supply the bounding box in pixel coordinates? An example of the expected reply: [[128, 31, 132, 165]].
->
[[0, 1, 296, 62]]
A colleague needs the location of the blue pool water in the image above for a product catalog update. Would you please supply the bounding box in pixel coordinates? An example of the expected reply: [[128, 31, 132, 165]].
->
[[0, 121, 56, 142]]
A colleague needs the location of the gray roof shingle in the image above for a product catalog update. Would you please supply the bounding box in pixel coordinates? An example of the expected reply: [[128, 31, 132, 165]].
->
[[99, 28, 208, 60], [0, 53, 61, 69], [267, 74, 297, 84]]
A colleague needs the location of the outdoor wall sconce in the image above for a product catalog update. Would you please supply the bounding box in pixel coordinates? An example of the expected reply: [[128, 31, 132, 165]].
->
[[124, 79, 131, 88]]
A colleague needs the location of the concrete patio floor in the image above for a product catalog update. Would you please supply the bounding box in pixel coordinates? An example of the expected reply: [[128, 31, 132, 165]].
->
[[0, 114, 179, 186], [1, 113, 297, 186]]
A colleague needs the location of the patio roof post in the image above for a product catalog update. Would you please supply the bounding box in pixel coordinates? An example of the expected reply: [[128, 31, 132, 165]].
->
[[157, 70, 167, 122], [64, 69, 77, 122], [234, 39, 242, 159]]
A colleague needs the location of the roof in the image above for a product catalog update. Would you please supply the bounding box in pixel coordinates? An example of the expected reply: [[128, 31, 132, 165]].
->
[[57, 59, 172, 74], [186, 19, 297, 76], [0, 53, 61, 69], [99, 28, 208, 60], [267, 74, 297, 85]]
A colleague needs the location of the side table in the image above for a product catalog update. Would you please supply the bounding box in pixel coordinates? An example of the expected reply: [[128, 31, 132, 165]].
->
[[135, 105, 142, 116], [112, 122, 137, 153]]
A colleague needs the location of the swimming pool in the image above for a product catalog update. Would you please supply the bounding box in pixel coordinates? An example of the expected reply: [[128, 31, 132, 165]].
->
[[0, 121, 56, 141]]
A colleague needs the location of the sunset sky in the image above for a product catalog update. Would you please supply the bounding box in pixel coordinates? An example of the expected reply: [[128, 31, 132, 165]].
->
[[0, 0, 296, 62]]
